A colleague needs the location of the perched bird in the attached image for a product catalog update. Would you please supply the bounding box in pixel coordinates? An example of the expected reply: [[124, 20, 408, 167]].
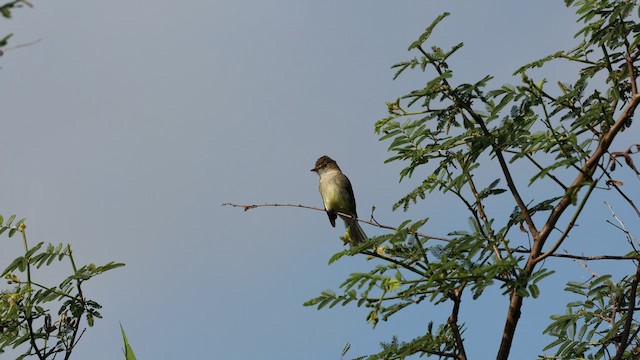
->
[[311, 155, 367, 244]]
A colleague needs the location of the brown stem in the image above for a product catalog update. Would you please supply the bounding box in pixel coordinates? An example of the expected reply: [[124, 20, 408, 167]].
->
[[498, 294, 523, 360], [625, 36, 638, 95], [361, 250, 426, 277], [64, 248, 83, 360], [613, 262, 640, 360], [510, 249, 639, 261], [459, 158, 504, 260], [222, 202, 452, 243], [535, 179, 598, 263], [448, 288, 468, 360]]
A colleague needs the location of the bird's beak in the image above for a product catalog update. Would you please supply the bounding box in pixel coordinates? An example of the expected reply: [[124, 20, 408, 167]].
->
[[310, 167, 317, 172]]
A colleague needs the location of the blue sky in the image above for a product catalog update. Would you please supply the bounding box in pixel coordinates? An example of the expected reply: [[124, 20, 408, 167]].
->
[[1, 1, 639, 359]]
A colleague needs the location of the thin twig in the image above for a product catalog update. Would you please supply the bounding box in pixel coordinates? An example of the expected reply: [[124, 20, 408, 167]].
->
[[415, 233, 430, 266], [519, 151, 568, 191], [20, 226, 45, 359], [361, 250, 426, 277], [605, 201, 640, 250], [457, 158, 504, 260], [518, 251, 639, 261], [222, 202, 452, 242], [63, 247, 83, 360], [599, 161, 640, 218], [535, 179, 598, 263], [572, 258, 598, 277], [0, 38, 41, 55]]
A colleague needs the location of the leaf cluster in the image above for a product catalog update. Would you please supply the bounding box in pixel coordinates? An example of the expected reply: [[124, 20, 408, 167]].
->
[[0, 215, 124, 359], [542, 274, 640, 359], [0, 0, 36, 57], [0, 0, 24, 19]]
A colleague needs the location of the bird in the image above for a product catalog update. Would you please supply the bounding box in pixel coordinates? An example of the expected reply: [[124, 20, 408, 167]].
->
[[311, 155, 367, 244]]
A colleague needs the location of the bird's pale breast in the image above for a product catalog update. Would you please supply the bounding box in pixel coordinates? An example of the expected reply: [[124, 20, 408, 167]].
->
[[319, 170, 353, 213]]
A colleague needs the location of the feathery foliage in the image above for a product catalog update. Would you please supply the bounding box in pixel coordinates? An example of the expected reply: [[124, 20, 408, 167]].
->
[[308, 1, 640, 359]]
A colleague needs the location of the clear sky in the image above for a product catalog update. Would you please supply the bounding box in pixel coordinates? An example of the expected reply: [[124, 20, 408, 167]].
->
[[1, 1, 639, 359]]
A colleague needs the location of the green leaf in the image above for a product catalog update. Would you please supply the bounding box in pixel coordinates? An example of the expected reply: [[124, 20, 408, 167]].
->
[[7, 227, 17, 237], [24, 242, 44, 259], [120, 324, 138, 360], [328, 249, 349, 265], [14, 218, 25, 229], [513, 51, 565, 75], [0, 8, 11, 20], [408, 12, 450, 51], [2, 256, 24, 276], [589, 274, 611, 287], [529, 284, 540, 298]]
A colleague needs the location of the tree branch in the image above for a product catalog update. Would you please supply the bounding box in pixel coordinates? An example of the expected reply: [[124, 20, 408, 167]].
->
[[510, 249, 639, 261], [361, 250, 426, 277], [534, 179, 598, 263], [0, 38, 41, 56], [222, 202, 452, 243], [20, 226, 45, 360], [505, 150, 568, 191], [448, 288, 468, 360], [625, 34, 638, 95], [601, 151, 640, 218], [458, 158, 504, 261], [613, 262, 640, 360]]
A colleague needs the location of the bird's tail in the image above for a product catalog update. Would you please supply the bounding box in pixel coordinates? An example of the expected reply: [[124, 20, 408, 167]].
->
[[343, 218, 368, 244]]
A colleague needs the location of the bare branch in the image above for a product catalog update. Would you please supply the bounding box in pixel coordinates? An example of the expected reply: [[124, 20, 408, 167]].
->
[[599, 159, 640, 218], [512, 250, 639, 261], [605, 201, 640, 249], [0, 38, 41, 56], [572, 258, 598, 277], [222, 202, 453, 243]]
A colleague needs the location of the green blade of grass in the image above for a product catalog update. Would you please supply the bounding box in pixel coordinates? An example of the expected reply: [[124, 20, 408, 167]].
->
[[120, 323, 138, 360]]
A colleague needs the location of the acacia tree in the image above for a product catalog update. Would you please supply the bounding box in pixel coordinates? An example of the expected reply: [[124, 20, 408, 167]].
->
[[301, 1, 640, 359]]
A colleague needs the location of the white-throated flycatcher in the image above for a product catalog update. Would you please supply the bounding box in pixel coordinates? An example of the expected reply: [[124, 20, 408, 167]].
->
[[311, 155, 367, 244]]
